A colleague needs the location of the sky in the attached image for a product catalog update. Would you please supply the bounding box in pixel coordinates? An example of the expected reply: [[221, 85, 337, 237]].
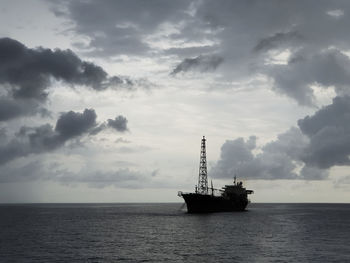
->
[[0, 0, 349, 203]]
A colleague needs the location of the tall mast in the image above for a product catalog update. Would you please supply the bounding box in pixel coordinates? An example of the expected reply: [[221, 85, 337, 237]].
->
[[198, 136, 208, 194]]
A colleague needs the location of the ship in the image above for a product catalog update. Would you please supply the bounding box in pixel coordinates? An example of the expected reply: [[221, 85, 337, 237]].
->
[[178, 136, 253, 213]]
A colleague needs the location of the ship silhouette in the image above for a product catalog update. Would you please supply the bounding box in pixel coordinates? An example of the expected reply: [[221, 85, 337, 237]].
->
[[178, 136, 253, 213]]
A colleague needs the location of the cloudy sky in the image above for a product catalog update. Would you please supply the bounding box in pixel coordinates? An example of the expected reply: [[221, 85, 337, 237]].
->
[[0, 0, 349, 203]]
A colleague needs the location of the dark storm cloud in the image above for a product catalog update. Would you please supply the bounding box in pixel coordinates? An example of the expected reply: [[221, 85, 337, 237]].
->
[[0, 98, 32, 121], [193, 0, 350, 105], [89, 115, 129, 135], [53, 0, 350, 105], [0, 37, 136, 121], [0, 37, 109, 99], [210, 126, 330, 181], [271, 49, 350, 106], [55, 109, 97, 138], [211, 128, 314, 180], [0, 109, 129, 165], [298, 96, 350, 168], [211, 96, 350, 180], [107, 115, 128, 132], [171, 55, 223, 75], [0, 109, 97, 164], [0, 97, 51, 122]]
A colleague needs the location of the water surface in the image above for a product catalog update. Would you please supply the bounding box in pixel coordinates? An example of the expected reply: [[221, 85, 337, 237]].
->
[[1, 203, 349, 262]]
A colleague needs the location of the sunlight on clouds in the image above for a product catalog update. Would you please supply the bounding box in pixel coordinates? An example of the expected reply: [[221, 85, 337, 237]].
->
[[144, 21, 219, 50], [326, 9, 344, 18], [264, 49, 292, 65], [310, 84, 336, 107]]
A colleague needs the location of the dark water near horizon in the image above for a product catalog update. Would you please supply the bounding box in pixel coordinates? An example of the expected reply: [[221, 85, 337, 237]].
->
[[0, 203, 349, 263]]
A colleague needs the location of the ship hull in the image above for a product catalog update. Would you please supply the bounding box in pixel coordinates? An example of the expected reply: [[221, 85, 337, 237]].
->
[[181, 193, 248, 213]]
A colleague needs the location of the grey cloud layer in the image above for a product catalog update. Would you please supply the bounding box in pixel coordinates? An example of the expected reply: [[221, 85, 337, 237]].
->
[[171, 55, 223, 75], [55, 109, 97, 139], [270, 49, 350, 106], [0, 37, 133, 185], [0, 109, 128, 165], [191, 0, 350, 105], [0, 159, 159, 189], [55, 0, 350, 105], [0, 98, 44, 121], [211, 96, 350, 180], [0, 38, 109, 99], [107, 116, 129, 132], [0, 37, 133, 121], [254, 31, 303, 52], [52, 0, 191, 56], [211, 128, 318, 180], [2, 1, 350, 190], [299, 96, 350, 168]]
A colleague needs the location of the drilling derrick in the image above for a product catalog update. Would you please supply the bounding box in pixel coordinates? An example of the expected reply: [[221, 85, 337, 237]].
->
[[198, 136, 208, 194], [178, 136, 254, 213]]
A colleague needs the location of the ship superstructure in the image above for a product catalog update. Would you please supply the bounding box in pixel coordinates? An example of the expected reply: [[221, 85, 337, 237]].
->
[[178, 136, 253, 213]]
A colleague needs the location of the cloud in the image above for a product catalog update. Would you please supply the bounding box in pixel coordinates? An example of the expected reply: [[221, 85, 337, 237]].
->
[[56, 168, 157, 189], [107, 116, 128, 132], [0, 158, 169, 189], [115, 145, 152, 154], [212, 96, 350, 180], [0, 160, 44, 183], [55, 109, 97, 138], [51, 0, 191, 57], [89, 115, 129, 135], [0, 38, 110, 99], [164, 45, 217, 57], [211, 127, 329, 180], [270, 49, 350, 106], [0, 97, 52, 122], [115, 137, 131, 144], [171, 54, 223, 75], [0, 98, 39, 121], [333, 175, 350, 189], [0, 158, 157, 189], [254, 31, 303, 52], [0, 37, 137, 121], [298, 96, 350, 168], [0, 109, 128, 165], [192, 1, 350, 105], [52, 0, 350, 105], [211, 128, 313, 180], [0, 109, 98, 164]]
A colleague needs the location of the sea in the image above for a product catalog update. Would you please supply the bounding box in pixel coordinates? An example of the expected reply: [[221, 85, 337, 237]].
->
[[0, 203, 349, 263]]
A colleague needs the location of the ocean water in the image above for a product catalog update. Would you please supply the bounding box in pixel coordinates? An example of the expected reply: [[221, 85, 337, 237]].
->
[[0, 203, 349, 263]]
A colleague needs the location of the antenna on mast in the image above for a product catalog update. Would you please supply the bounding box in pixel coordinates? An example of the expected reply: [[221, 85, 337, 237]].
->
[[198, 136, 208, 194]]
